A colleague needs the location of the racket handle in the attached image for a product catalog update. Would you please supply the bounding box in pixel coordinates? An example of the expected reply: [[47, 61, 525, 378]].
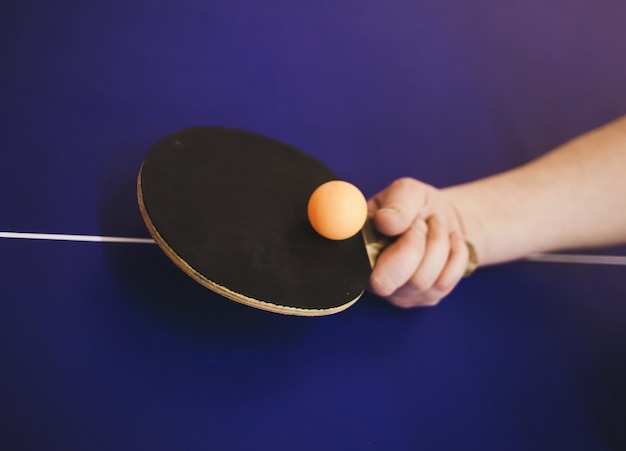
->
[[362, 219, 392, 268], [362, 220, 478, 278]]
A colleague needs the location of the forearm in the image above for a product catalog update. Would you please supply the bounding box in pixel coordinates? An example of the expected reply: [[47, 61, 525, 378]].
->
[[443, 115, 626, 266]]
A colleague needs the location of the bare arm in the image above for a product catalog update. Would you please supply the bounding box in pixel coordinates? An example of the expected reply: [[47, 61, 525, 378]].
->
[[444, 115, 626, 266], [368, 115, 626, 307]]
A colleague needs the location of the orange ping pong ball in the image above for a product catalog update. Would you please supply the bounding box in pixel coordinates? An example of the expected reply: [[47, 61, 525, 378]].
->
[[307, 180, 368, 240]]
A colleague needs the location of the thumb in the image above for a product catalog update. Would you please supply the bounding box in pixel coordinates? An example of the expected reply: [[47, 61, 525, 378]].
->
[[368, 178, 433, 236]]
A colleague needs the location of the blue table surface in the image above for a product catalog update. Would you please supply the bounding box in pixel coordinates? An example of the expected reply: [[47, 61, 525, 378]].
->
[[2, 1, 625, 450]]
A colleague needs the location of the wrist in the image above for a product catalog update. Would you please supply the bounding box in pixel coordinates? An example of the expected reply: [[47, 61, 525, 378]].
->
[[441, 184, 490, 268]]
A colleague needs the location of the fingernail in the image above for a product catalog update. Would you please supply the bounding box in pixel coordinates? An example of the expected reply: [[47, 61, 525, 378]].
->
[[374, 207, 401, 224], [377, 207, 399, 216]]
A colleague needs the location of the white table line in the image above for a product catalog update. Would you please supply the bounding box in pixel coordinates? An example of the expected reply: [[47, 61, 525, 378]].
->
[[0, 231, 155, 244], [525, 253, 626, 266], [2, 231, 626, 266]]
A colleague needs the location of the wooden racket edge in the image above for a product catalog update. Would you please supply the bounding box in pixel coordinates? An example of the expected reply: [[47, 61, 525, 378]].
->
[[136, 164, 361, 316]]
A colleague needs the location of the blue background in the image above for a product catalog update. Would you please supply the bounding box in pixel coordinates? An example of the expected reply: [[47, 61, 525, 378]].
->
[[2, 1, 625, 449]]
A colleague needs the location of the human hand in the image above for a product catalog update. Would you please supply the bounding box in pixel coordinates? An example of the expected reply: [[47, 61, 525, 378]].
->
[[367, 178, 472, 308]]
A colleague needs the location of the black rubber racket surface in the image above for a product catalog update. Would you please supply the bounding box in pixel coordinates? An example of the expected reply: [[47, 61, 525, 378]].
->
[[138, 127, 376, 315]]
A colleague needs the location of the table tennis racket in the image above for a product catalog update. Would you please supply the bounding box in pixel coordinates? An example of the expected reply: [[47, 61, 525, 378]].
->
[[137, 126, 389, 316]]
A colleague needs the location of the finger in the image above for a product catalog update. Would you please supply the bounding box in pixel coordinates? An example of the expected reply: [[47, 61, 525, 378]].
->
[[405, 231, 468, 307], [389, 231, 469, 308], [369, 178, 434, 236], [434, 231, 469, 292], [387, 216, 450, 306], [368, 218, 428, 297]]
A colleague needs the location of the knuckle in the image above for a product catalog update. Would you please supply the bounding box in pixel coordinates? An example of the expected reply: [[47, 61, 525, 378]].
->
[[432, 278, 449, 293], [408, 271, 433, 292], [369, 273, 397, 297], [433, 273, 456, 292], [389, 298, 418, 309], [390, 177, 429, 198], [392, 177, 419, 191], [430, 264, 462, 298], [421, 297, 442, 307], [390, 294, 441, 308]]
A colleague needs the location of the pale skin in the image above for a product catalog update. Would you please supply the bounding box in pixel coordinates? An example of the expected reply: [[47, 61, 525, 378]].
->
[[368, 115, 626, 308]]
